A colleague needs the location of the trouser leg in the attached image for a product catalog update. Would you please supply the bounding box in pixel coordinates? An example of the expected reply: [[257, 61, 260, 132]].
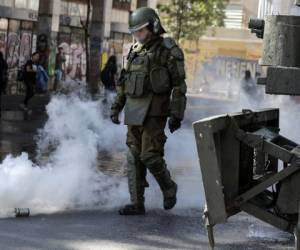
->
[[119, 125, 148, 215], [127, 146, 148, 206], [141, 151, 177, 209], [24, 82, 34, 106], [140, 117, 177, 210], [53, 70, 62, 91]]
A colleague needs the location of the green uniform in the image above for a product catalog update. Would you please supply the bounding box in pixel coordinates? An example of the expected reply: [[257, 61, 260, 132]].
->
[[111, 36, 187, 207]]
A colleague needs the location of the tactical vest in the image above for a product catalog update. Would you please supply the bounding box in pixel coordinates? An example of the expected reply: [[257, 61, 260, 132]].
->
[[124, 39, 171, 98]]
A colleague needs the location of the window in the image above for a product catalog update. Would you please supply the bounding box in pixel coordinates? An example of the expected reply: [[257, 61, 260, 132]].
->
[[14, 0, 39, 11], [0, 18, 8, 30], [14, 0, 27, 9], [61, 1, 69, 15], [113, 0, 131, 11], [111, 31, 132, 43], [8, 19, 20, 32], [0, 18, 8, 56], [111, 32, 123, 41], [224, 3, 243, 29], [78, 3, 87, 18], [258, 0, 273, 19], [27, 0, 39, 11], [0, 0, 13, 7], [69, 2, 80, 16], [137, 0, 147, 8], [21, 20, 33, 30], [60, 0, 88, 19]]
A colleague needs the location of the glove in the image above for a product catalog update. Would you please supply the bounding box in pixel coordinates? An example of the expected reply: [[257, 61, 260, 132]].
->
[[168, 116, 181, 133], [110, 113, 120, 125]]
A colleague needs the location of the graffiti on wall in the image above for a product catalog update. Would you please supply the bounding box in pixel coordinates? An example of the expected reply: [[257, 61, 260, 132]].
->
[[6, 32, 32, 69], [213, 57, 261, 80], [58, 29, 86, 81], [19, 31, 32, 66], [48, 47, 56, 77], [6, 31, 33, 94], [0, 18, 36, 94], [58, 41, 86, 81], [0, 32, 6, 56], [191, 56, 262, 94], [7, 32, 20, 68]]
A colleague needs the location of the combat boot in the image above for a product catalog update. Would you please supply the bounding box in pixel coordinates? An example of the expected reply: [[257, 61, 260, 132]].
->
[[119, 203, 146, 215], [152, 168, 178, 210], [141, 153, 178, 210], [163, 181, 177, 210], [122, 148, 148, 215]]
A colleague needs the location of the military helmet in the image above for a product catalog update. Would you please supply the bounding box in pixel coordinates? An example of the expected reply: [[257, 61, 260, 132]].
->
[[129, 7, 166, 35]]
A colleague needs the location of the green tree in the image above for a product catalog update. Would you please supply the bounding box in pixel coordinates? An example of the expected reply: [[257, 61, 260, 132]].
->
[[158, 0, 228, 43]]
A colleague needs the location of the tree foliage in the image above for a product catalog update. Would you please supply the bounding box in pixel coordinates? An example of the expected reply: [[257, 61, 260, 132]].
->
[[158, 0, 228, 42]]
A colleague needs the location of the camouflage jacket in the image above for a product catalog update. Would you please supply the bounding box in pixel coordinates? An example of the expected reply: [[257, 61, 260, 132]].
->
[[111, 36, 187, 125]]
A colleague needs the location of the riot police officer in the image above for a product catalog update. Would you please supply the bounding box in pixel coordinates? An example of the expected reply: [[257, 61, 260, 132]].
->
[[111, 7, 187, 215]]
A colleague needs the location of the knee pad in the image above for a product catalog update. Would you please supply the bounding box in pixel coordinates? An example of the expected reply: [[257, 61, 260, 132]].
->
[[140, 152, 165, 174]]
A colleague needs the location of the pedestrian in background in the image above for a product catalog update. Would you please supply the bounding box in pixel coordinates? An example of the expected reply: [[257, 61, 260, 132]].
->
[[20, 52, 39, 111], [0, 52, 8, 95], [36, 64, 49, 93], [242, 70, 256, 96], [54, 47, 66, 91], [101, 55, 118, 117], [0, 51, 8, 117], [101, 55, 118, 92]]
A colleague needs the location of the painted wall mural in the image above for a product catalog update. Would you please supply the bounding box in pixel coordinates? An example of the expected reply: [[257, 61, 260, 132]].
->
[[19, 31, 32, 67], [7, 32, 20, 68], [191, 56, 262, 96], [58, 28, 86, 81], [2, 19, 36, 94]]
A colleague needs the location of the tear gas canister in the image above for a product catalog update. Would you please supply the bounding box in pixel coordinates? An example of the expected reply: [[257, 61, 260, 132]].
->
[[14, 208, 30, 217]]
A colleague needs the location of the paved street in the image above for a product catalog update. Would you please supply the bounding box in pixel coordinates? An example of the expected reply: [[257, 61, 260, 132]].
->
[[0, 126, 294, 249], [0, 209, 294, 250], [0, 0, 298, 249], [0, 123, 295, 250]]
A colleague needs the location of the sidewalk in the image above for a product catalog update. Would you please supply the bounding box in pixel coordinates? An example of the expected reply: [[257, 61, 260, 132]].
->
[[0, 94, 50, 161]]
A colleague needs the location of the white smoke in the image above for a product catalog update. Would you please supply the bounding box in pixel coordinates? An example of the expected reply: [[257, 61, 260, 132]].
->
[[188, 67, 300, 213], [230, 84, 300, 143], [0, 81, 203, 217], [4, 72, 297, 218], [0, 84, 129, 217], [191, 73, 300, 142]]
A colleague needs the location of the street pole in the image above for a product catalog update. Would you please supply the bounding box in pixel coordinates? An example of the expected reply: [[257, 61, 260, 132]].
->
[[87, 0, 105, 96], [37, 0, 61, 77]]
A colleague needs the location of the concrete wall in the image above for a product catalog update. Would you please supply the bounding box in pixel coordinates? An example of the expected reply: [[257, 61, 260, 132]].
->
[[258, 0, 300, 17], [183, 27, 262, 88], [0, 5, 38, 21], [103, 0, 113, 38], [111, 8, 129, 24], [271, 0, 293, 14]]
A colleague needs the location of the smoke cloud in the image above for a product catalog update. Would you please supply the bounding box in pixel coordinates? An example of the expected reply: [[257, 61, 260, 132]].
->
[[190, 66, 300, 143], [0, 81, 203, 217], [1, 68, 297, 219], [0, 83, 129, 217]]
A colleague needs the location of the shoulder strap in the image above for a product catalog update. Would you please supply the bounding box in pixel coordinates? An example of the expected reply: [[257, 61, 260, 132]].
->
[[162, 37, 177, 50], [126, 45, 137, 70], [151, 38, 170, 66]]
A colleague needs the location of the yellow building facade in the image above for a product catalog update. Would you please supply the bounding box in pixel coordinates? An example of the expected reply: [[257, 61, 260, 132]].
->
[[183, 20, 263, 92]]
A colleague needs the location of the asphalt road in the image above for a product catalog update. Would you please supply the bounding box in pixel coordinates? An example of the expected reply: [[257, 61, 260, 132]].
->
[[0, 128, 295, 250], [0, 97, 296, 250], [0, 209, 294, 250]]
